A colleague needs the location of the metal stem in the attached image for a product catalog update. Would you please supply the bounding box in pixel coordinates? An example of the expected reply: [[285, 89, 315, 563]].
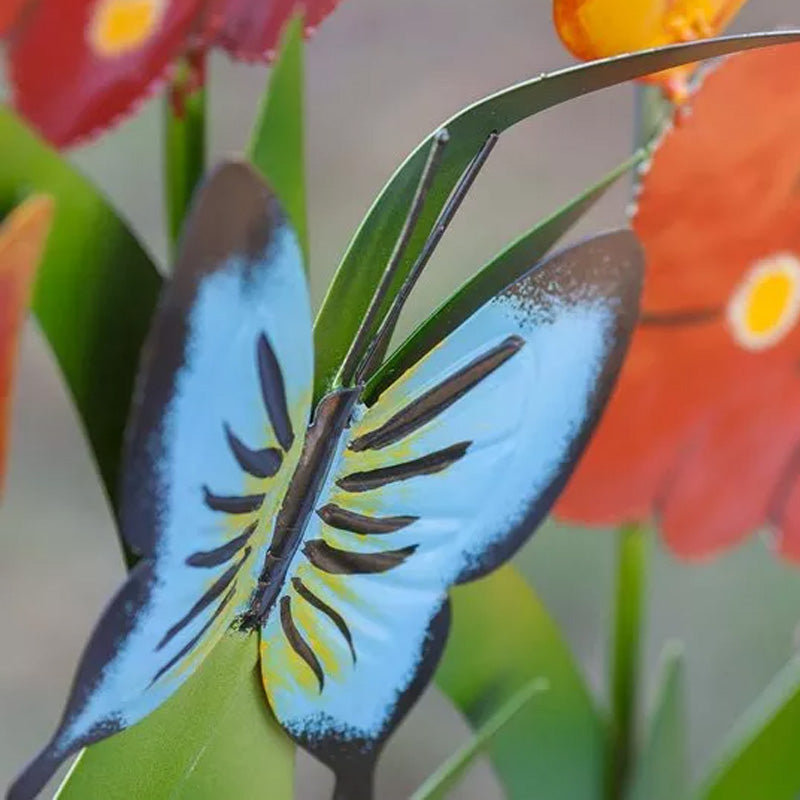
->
[[336, 129, 450, 387], [354, 131, 499, 384]]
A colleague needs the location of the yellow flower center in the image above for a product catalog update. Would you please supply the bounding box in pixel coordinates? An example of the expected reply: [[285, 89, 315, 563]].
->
[[727, 254, 800, 351], [88, 0, 163, 58]]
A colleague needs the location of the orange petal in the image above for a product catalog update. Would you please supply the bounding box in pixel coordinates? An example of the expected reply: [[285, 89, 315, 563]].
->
[[9, 0, 201, 147], [0, 196, 54, 494], [552, 0, 749, 100]]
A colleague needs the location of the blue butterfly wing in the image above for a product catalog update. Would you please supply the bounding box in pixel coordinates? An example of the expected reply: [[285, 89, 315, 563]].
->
[[9, 162, 313, 800], [258, 231, 643, 789]]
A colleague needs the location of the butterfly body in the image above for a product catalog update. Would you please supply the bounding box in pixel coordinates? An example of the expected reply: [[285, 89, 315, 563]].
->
[[8, 159, 643, 800], [246, 386, 361, 626]]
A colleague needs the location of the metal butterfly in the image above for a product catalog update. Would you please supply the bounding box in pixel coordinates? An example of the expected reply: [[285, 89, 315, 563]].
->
[[9, 131, 643, 800]]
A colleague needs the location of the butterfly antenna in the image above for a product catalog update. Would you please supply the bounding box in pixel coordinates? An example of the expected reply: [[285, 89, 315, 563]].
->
[[354, 130, 499, 384], [337, 129, 451, 387]]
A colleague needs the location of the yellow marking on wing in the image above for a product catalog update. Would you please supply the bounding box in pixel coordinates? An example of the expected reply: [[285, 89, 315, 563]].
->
[[295, 560, 360, 606], [260, 635, 318, 696], [290, 590, 346, 681]]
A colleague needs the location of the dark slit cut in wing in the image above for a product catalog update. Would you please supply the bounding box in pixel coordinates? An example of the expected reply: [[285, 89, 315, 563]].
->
[[303, 540, 418, 575], [156, 548, 250, 650], [351, 335, 524, 452], [203, 487, 265, 514], [281, 595, 325, 692], [337, 441, 471, 493], [225, 424, 283, 478], [151, 584, 237, 685], [257, 333, 295, 452], [291, 577, 357, 663], [316, 503, 418, 535], [186, 521, 258, 567]]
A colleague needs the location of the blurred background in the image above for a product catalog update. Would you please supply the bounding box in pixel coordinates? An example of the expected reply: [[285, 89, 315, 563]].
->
[[2, 1, 800, 797]]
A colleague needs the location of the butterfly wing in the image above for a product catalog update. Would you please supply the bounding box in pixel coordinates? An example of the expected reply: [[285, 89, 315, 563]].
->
[[259, 230, 643, 790], [8, 162, 313, 800], [9, 0, 201, 146]]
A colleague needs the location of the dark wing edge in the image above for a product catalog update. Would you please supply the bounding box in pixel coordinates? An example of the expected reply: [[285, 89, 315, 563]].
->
[[456, 228, 644, 583]]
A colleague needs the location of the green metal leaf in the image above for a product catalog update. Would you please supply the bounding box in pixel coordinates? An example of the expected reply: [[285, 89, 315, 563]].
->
[[248, 15, 307, 263], [609, 523, 648, 798], [627, 643, 688, 800], [436, 565, 606, 800], [411, 677, 548, 800], [634, 85, 673, 151], [366, 150, 645, 400], [164, 55, 208, 254], [697, 656, 800, 800], [0, 107, 161, 511], [313, 30, 800, 402], [55, 633, 294, 800]]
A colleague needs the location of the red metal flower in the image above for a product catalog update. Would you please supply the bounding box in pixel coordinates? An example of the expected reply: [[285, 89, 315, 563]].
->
[[557, 44, 800, 561], [2, 0, 342, 147]]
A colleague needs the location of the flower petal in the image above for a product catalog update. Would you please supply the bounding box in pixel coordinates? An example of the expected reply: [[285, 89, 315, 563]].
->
[[204, 0, 343, 62], [0, 0, 29, 36], [658, 367, 800, 559], [0, 196, 53, 493], [552, 0, 748, 100], [9, 0, 201, 147], [634, 44, 800, 313], [558, 320, 735, 525]]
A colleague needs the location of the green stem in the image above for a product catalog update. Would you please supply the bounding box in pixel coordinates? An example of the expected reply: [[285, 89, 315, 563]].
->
[[608, 523, 647, 799], [164, 50, 207, 254], [633, 84, 673, 151]]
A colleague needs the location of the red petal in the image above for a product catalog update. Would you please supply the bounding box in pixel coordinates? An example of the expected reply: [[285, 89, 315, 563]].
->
[[634, 44, 800, 313], [0, 196, 53, 494], [558, 320, 739, 526], [9, 0, 202, 147], [0, 0, 29, 36], [659, 365, 800, 558], [204, 0, 343, 62], [774, 471, 800, 562], [559, 44, 800, 564]]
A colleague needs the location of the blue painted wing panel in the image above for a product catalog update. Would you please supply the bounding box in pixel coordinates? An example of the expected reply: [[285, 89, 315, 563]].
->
[[9, 162, 313, 800], [260, 230, 642, 789]]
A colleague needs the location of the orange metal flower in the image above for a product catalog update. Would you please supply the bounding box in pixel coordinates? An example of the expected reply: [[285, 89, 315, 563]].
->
[[552, 0, 748, 101], [2, 0, 342, 147], [557, 43, 800, 561], [0, 196, 53, 494]]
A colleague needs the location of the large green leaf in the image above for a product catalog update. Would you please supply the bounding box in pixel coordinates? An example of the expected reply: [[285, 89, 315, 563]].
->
[[366, 150, 644, 400], [411, 677, 548, 800], [55, 634, 294, 800], [436, 566, 606, 799], [627, 643, 688, 800], [0, 107, 161, 511], [697, 656, 800, 800], [313, 30, 800, 402]]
